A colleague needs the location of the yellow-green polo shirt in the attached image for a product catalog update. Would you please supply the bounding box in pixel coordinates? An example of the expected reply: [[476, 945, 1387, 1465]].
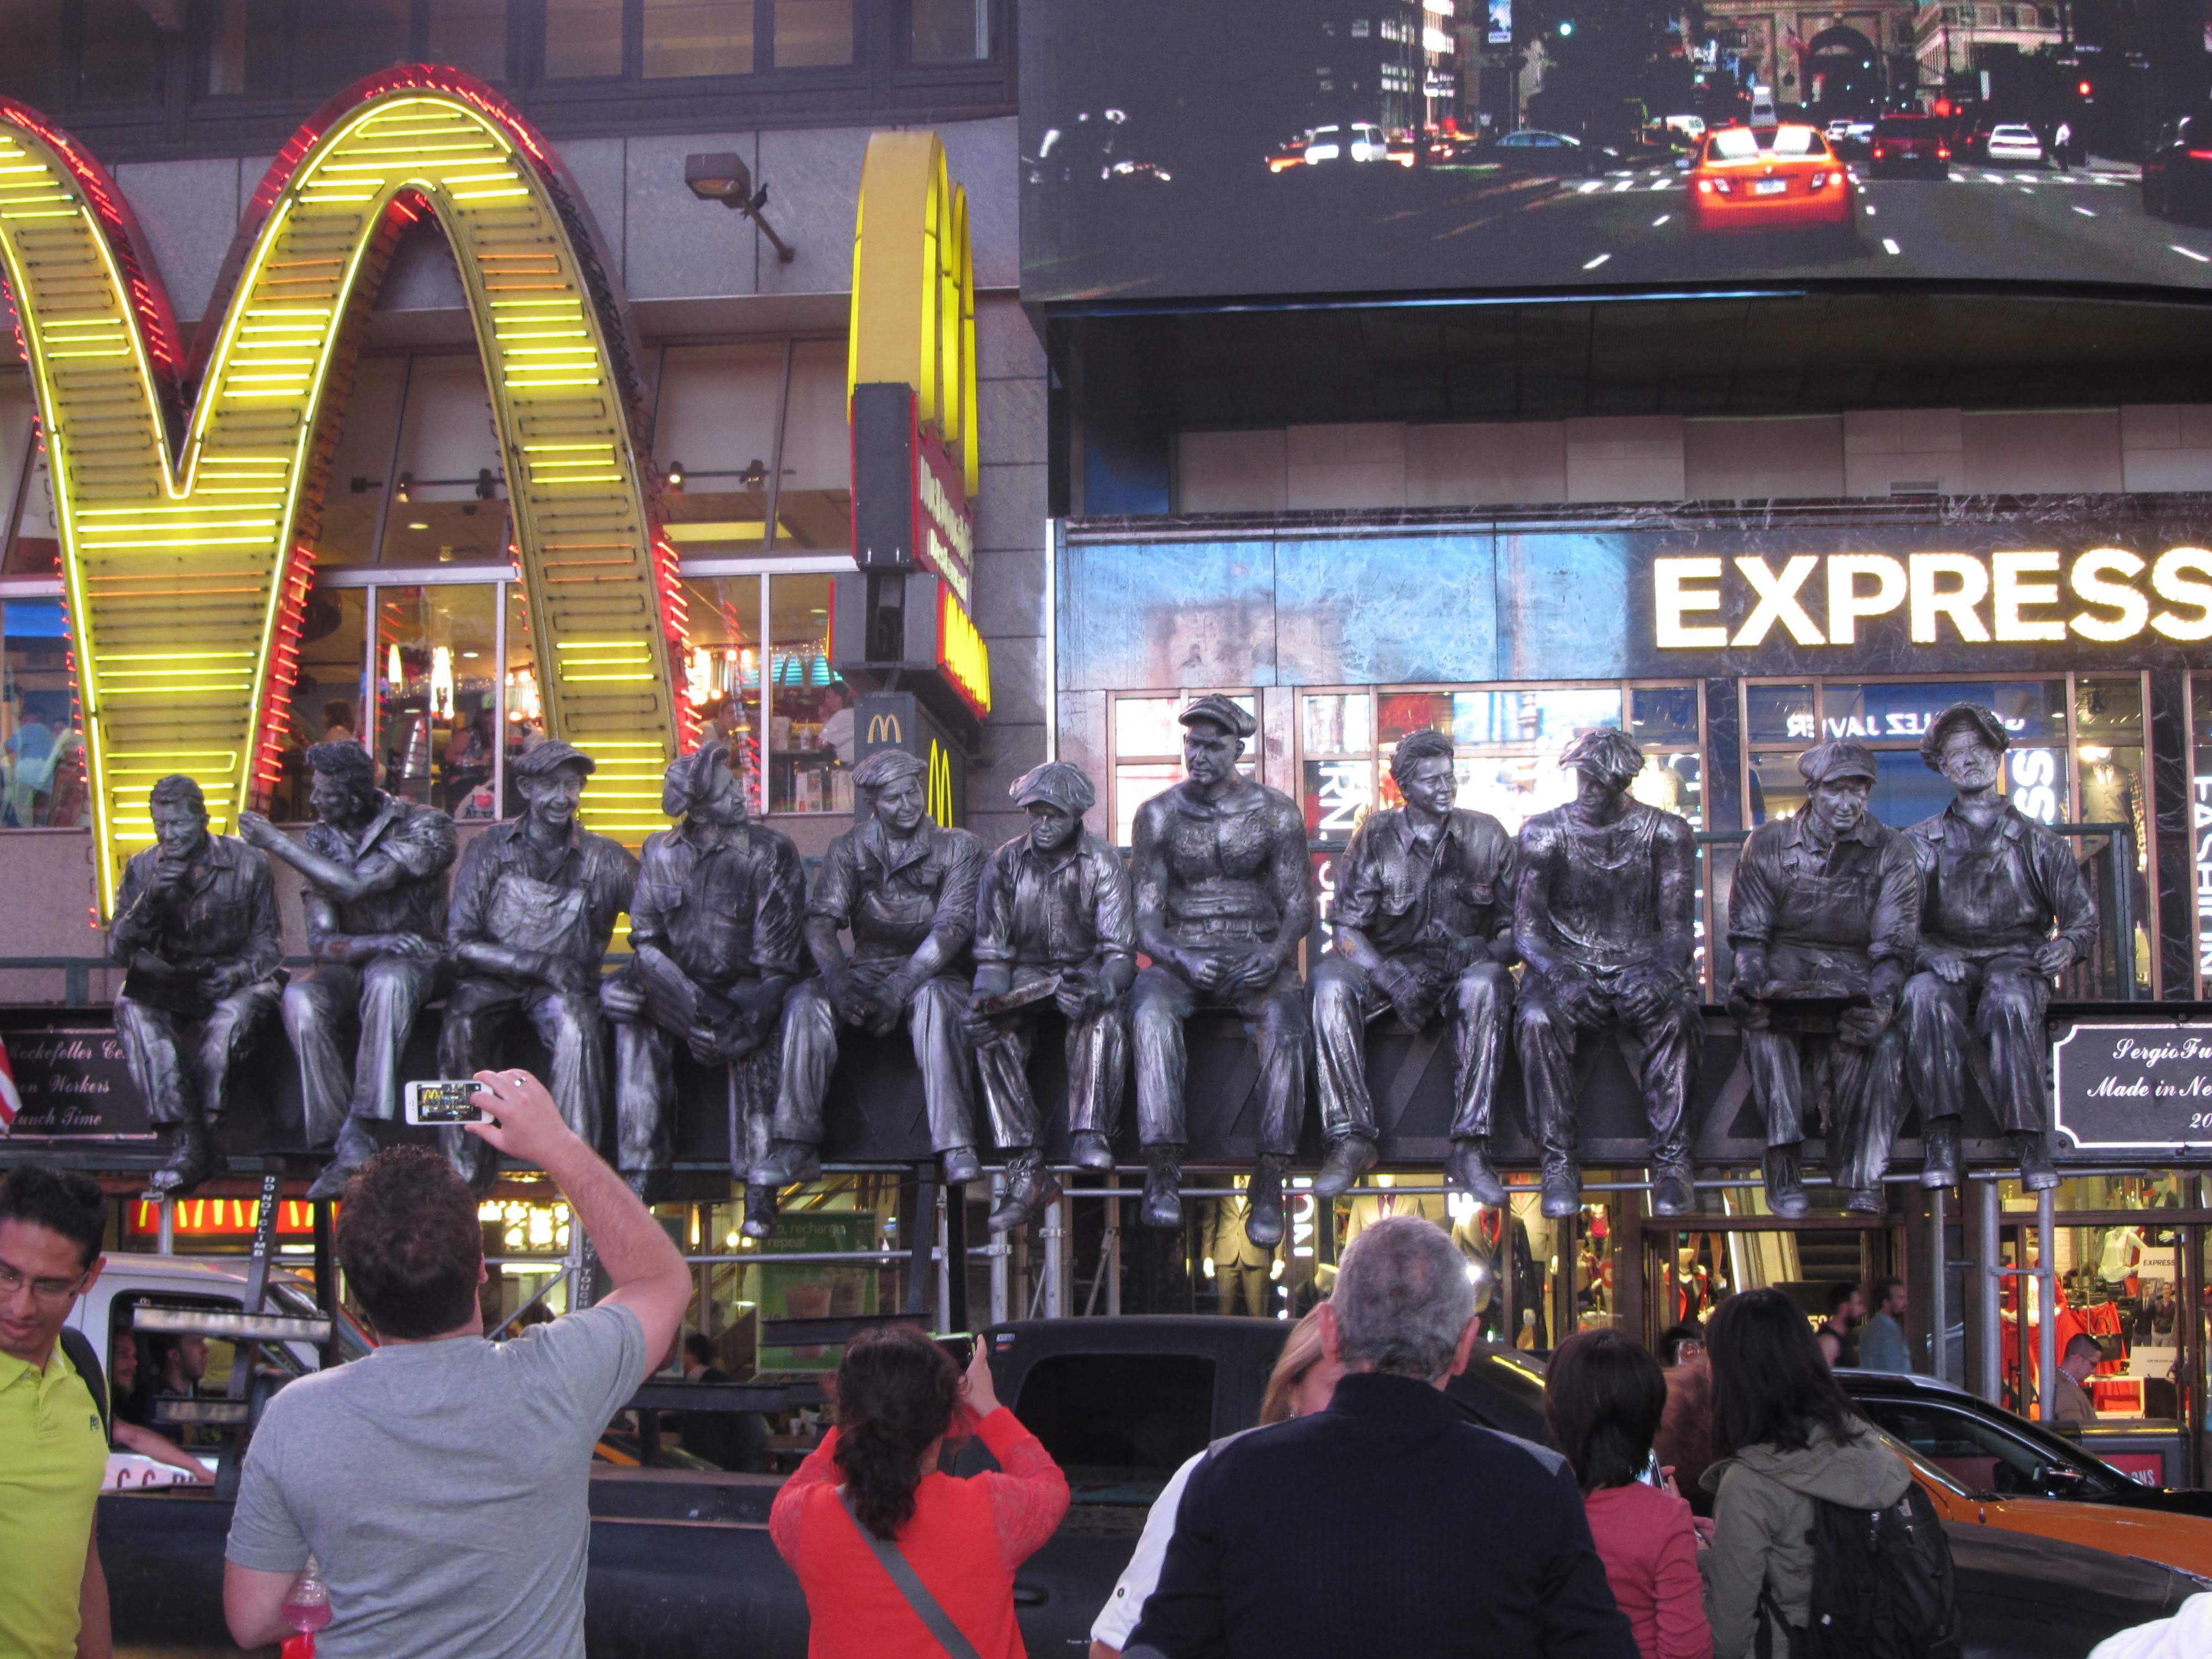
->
[[0, 1340, 107, 1659]]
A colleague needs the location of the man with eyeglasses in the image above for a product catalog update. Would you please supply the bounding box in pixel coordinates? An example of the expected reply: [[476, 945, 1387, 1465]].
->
[[0, 1166, 112, 1659]]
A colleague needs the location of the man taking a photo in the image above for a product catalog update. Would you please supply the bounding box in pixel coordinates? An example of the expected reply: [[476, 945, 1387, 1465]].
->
[[0, 1167, 112, 1659], [223, 1068, 693, 1657]]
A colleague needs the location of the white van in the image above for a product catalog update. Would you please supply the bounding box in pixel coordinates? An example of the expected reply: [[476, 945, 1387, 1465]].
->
[[1749, 86, 1778, 128]]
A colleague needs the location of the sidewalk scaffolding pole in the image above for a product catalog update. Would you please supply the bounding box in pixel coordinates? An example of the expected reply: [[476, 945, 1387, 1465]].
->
[[988, 1173, 1010, 1326], [1926, 1185, 1948, 1385], [1972, 1176, 2002, 1405], [2035, 1183, 2058, 1422], [1041, 1191, 1067, 1319]]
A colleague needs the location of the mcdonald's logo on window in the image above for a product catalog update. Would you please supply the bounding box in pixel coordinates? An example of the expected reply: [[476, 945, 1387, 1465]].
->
[[0, 69, 684, 916]]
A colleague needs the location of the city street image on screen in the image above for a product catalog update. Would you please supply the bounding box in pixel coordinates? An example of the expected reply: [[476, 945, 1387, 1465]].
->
[[1019, 0, 2212, 302]]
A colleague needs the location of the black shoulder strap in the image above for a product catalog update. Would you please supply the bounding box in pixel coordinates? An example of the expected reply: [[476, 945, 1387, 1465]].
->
[[58, 1326, 111, 1442], [835, 1487, 985, 1659]]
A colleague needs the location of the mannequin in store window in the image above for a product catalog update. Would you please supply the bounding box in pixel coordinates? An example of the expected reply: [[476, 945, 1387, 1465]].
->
[[1724, 738, 1921, 1217], [1310, 728, 1519, 1205], [109, 774, 286, 1196], [1128, 695, 1316, 1247], [757, 747, 987, 1194], [601, 739, 802, 1227], [964, 760, 1135, 1234], [439, 740, 637, 1188], [239, 742, 458, 1201], [1514, 728, 1702, 1218], [1899, 703, 2097, 1193]]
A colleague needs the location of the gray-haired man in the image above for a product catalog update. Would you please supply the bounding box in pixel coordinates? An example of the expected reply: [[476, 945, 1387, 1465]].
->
[[757, 746, 987, 1193], [1516, 729, 1702, 1218], [1126, 1215, 1633, 1659], [241, 742, 458, 1201]]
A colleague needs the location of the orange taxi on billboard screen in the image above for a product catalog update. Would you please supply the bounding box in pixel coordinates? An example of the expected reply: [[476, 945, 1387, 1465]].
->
[[1688, 124, 1857, 238]]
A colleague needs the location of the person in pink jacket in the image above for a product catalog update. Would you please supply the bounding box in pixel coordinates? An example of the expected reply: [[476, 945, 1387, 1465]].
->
[[1545, 1329, 1713, 1659]]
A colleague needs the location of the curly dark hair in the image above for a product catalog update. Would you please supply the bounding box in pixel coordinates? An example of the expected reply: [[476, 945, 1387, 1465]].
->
[[335, 1147, 482, 1340], [832, 1325, 959, 1541]]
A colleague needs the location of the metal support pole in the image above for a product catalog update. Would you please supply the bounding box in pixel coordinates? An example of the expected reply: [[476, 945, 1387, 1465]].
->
[[2035, 1185, 2058, 1422], [1971, 1179, 2002, 1404], [1552, 1207, 1580, 1351], [905, 1168, 940, 1316], [1041, 1192, 1067, 1319], [156, 1196, 174, 1256], [311, 1199, 338, 1371], [988, 1175, 1010, 1326], [942, 1187, 972, 1332], [1105, 1173, 1123, 1317], [1927, 1186, 1948, 1384]]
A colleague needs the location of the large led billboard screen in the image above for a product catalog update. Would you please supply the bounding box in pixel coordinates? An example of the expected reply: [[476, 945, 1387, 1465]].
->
[[1019, 0, 2212, 305]]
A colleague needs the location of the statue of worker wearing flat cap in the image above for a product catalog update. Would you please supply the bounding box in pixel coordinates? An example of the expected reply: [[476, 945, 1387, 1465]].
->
[[1901, 703, 2098, 1192], [239, 742, 458, 1201], [757, 747, 988, 1199], [964, 760, 1135, 1233], [1516, 728, 1701, 1218], [1725, 740, 1921, 1217], [440, 739, 638, 1187], [1311, 728, 1519, 1204], [110, 774, 286, 1196], [1130, 693, 1316, 1245], [602, 739, 805, 1220]]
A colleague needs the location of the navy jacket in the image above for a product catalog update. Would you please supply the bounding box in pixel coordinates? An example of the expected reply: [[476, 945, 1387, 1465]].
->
[[1126, 1370, 1636, 1659]]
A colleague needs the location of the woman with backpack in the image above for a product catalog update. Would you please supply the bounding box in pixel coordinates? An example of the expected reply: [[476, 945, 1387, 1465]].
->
[[1700, 1288, 1927, 1659]]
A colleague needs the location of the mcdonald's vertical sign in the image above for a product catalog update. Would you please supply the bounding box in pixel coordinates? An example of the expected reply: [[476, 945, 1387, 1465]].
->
[[0, 69, 685, 917]]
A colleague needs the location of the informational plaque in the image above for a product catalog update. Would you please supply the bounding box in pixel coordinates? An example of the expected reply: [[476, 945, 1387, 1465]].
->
[[0, 1015, 152, 1138], [2053, 1022, 2212, 1151]]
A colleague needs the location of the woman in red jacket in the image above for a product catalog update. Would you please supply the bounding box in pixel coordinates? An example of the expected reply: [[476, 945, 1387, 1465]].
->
[[771, 1325, 1070, 1658], [1545, 1328, 1712, 1659]]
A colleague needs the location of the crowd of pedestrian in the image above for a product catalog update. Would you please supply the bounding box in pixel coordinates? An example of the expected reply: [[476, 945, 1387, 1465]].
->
[[0, 1140, 2159, 1659]]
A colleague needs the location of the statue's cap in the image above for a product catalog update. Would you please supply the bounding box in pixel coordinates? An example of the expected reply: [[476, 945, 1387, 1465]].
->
[[853, 748, 927, 791], [1797, 739, 1879, 786], [1919, 703, 2010, 771], [1010, 760, 1095, 815], [1178, 694, 1255, 739], [512, 739, 596, 779], [663, 739, 735, 816]]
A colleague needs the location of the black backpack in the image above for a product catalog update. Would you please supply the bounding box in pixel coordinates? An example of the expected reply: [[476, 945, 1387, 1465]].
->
[[1759, 1481, 1960, 1659], [59, 1326, 112, 1443]]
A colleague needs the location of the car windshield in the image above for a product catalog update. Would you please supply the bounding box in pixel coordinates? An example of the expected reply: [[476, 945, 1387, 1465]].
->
[[1993, 126, 2034, 140], [1708, 127, 1822, 160]]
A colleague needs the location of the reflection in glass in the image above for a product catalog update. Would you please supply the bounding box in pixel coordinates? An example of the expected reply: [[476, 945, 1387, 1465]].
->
[[1, 596, 85, 827], [375, 586, 499, 818], [1747, 752, 1807, 827], [546, 0, 625, 77], [79, 0, 160, 102], [302, 0, 409, 90], [503, 583, 540, 819], [268, 590, 368, 824], [911, 0, 990, 61], [1820, 679, 2067, 745], [645, 0, 755, 76], [1745, 682, 1815, 745], [427, 0, 508, 79], [767, 574, 850, 815], [205, 0, 290, 95], [1112, 761, 1181, 847], [774, 0, 852, 65], [1303, 758, 1373, 843], [684, 576, 764, 817], [1631, 685, 1699, 745], [309, 356, 405, 568], [384, 357, 508, 567], [1301, 693, 1371, 758], [0, 1, 64, 106]]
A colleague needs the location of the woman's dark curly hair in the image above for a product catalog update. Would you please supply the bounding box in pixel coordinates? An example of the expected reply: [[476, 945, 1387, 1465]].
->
[[833, 1325, 961, 1541]]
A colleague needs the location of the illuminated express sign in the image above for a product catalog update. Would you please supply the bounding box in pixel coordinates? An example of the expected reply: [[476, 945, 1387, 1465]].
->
[[0, 69, 684, 915], [1655, 547, 2212, 650]]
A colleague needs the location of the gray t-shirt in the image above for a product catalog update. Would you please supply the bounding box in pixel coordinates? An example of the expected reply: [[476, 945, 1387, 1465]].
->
[[226, 1304, 648, 1659]]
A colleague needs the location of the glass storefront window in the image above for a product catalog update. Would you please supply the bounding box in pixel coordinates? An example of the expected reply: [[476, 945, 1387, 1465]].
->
[[310, 356, 405, 570], [653, 340, 852, 554], [774, 0, 852, 66], [266, 589, 369, 823], [6, 436, 59, 580], [546, 0, 625, 77], [374, 586, 500, 818], [645, 0, 756, 77], [301, 0, 410, 88], [78, 0, 161, 103], [911, 0, 991, 61], [205, 0, 290, 96], [684, 575, 765, 817], [0, 1, 64, 107], [1, 596, 84, 828], [1745, 674, 2151, 995], [2193, 676, 2212, 994], [502, 583, 540, 818], [1109, 692, 1258, 846], [766, 573, 851, 816]]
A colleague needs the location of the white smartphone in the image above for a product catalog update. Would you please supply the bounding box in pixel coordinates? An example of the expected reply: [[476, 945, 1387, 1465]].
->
[[403, 1079, 488, 1126]]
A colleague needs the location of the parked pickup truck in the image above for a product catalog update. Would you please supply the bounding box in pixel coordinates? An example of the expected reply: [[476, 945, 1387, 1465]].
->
[[92, 1311, 2206, 1658]]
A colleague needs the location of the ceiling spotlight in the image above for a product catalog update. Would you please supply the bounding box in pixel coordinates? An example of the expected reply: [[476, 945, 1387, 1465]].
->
[[666, 460, 686, 492], [685, 152, 796, 263], [395, 472, 413, 503], [739, 457, 768, 489]]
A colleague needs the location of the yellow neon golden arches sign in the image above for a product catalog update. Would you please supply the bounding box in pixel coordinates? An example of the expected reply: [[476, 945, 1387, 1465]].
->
[[0, 69, 685, 917], [849, 131, 978, 498]]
